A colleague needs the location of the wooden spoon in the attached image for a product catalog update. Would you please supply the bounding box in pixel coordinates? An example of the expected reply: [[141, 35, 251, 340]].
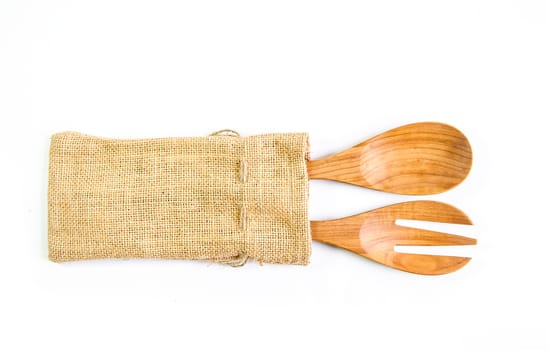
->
[[311, 201, 475, 275], [307, 122, 472, 195]]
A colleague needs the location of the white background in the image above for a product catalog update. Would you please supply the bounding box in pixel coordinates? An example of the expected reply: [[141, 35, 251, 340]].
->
[[1, 1, 546, 349]]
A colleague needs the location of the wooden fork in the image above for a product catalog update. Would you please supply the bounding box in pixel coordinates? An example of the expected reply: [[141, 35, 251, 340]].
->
[[311, 201, 476, 275]]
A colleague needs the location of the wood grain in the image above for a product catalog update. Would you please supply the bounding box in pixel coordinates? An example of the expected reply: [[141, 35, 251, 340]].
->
[[311, 201, 476, 275], [307, 122, 472, 195]]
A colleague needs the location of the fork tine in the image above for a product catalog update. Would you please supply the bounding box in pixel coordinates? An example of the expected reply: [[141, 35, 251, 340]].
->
[[389, 252, 472, 275], [392, 225, 477, 246], [378, 200, 473, 225]]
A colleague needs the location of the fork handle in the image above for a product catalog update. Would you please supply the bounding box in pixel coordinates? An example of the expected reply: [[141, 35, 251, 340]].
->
[[311, 219, 364, 255]]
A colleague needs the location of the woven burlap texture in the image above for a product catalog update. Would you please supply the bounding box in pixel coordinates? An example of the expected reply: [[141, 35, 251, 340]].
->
[[48, 132, 311, 265]]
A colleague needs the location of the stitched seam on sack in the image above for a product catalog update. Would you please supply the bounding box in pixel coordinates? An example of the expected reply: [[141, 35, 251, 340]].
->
[[239, 140, 248, 262]]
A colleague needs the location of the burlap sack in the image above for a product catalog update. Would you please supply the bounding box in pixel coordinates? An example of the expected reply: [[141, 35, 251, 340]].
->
[[48, 131, 311, 265]]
